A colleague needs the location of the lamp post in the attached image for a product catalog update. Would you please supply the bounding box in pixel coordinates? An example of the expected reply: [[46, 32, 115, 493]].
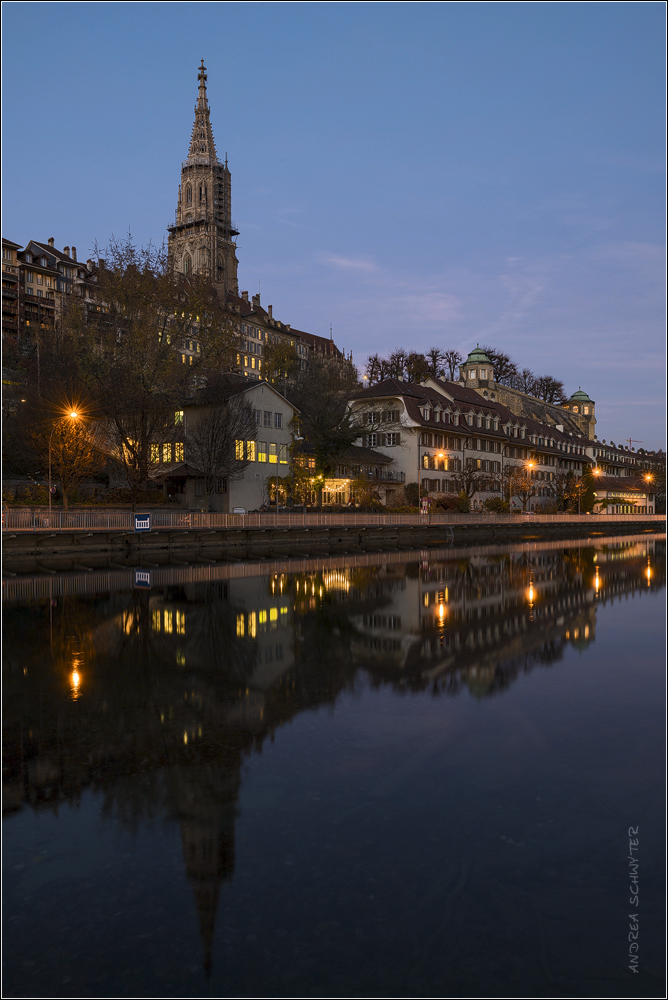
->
[[48, 411, 79, 518]]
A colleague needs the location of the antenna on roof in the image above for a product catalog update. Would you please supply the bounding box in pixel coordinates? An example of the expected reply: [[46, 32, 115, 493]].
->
[[329, 324, 333, 340]]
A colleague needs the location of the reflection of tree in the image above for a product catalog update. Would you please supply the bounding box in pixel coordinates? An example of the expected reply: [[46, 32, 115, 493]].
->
[[3, 538, 664, 975]]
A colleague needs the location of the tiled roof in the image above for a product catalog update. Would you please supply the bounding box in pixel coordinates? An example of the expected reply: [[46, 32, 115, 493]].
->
[[592, 475, 650, 492]]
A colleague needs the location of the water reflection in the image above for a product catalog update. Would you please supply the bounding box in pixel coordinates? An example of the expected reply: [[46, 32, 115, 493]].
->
[[3, 534, 665, 991]]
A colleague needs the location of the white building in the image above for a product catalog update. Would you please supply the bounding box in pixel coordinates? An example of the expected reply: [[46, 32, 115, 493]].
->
[[151, 376, 298, 512]]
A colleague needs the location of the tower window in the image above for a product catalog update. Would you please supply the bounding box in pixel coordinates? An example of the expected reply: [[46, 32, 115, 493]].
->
[[186, 185, 192, 205]]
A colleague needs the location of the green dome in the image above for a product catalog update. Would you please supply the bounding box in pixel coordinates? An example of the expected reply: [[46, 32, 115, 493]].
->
[[464, 344, 493, 366], [569, 387, 594, 404]]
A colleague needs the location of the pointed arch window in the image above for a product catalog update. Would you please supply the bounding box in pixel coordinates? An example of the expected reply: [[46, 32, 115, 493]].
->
[[186, 185, 192, 205], [184, 254, 191, 275]]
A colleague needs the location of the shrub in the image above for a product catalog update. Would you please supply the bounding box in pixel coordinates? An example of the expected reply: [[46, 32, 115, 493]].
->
[[482, 497, 510, 513]]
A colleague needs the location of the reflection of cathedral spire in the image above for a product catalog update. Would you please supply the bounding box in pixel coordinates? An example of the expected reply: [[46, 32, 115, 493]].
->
[[172, 765, 240, 977]]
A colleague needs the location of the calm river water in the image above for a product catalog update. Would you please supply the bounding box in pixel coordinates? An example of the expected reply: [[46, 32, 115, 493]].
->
[[3, 534, 665, 998]]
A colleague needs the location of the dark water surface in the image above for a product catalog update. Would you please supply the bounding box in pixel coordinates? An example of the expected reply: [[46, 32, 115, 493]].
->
[[3, 534, 665, 998]]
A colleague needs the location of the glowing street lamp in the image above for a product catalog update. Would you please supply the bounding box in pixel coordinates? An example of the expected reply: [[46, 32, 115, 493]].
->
[[48, 410, 80, 517]]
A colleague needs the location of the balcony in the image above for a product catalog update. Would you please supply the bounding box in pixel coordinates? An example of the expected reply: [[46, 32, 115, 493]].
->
[[167, 212, 239, 236]]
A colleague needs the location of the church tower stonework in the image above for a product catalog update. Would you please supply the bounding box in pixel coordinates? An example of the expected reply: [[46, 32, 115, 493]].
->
[[168, 60, 239, 295]]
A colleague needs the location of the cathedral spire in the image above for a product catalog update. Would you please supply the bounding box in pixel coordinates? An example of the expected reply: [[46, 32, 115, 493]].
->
[[187, 59, 218, 163]]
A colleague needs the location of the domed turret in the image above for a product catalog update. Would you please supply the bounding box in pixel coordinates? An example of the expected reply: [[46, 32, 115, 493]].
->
[[459, 345, 495, 388], [563, 387, 596, 439]]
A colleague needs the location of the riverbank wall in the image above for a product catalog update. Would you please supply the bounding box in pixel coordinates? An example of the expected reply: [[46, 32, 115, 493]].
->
[[2, 516, 664, 576]]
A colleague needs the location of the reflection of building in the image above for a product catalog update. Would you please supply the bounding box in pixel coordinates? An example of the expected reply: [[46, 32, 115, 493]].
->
[[3, 536, 663, 974]]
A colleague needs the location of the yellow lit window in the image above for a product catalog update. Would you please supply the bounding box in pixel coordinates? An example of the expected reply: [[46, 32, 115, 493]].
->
[[258, 609, 267, 625], [164, 610, 173, 633], [150, 444, 160, 463], [269, 443, 278, 464], [152, 609, 161, 631], [246, 440, 256, 461], [257, 442, 267, 462], [182, 354, 186, 364], [280, 606, 288, 621], [235, 439, 244, 460], [270, 607, 278, 622], [236, 614, 245, 637], [175, 443, 184, 462], [163, 443, 172, 463], [248, 611, 257, 638], [175, 410, 184, 425], [176, 610, 186, 635]]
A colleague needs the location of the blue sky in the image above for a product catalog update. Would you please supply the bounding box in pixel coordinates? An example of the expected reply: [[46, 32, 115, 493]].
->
[[2, 1, 665, 448]]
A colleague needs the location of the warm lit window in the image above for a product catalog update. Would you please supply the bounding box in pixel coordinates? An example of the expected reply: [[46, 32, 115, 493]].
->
[[269, 443, 278, 464], [152, 610, 161, 631], [176, 611, 186, 635], [175, 443, 184, 462], [235, 439, 244, 460], [163, 610, 173, 633], [150, 444, 159, 463], [248, 611, 257, 638], [279, 444, 288, 464], [236, 614, 245, 637], [163, 443, 172, 463], [175, 410, 184, 425], [257, 441, 267, 462], [246, 440, 256, 461]]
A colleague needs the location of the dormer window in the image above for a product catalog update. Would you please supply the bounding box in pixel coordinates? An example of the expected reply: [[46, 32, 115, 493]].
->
[[573, 405, 579, 413], [584, 406, 589, 414]]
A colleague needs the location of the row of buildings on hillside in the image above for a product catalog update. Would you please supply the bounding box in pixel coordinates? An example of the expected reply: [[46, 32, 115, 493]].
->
[[3, 62, 663, 513]]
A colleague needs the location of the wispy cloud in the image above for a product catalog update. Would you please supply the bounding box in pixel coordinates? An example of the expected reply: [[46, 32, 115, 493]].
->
[[321, 254, 379, 272]]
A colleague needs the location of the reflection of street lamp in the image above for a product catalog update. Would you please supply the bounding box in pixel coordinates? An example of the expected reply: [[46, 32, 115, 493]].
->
[[49, 410, 79, 517]]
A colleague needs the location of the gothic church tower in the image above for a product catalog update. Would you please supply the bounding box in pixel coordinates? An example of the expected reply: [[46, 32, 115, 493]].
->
[[168, 60, 239, 295]]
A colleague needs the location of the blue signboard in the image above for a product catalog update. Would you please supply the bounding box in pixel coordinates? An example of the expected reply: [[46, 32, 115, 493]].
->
[[134, 512, 151, 532], [134, 569, 152, 589]]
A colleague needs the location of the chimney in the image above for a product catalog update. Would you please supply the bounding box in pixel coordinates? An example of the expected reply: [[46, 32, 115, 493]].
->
[[71, 246, 77, 261], [63, 246, 70, 257], [48, 237, 54, 247], [267, 305, 272, 319], [241, 290, 248, 302], [86, 259, 94, 270], [252, 292, 261, 308]]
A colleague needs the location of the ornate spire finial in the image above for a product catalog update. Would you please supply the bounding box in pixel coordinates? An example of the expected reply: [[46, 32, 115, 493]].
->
[[187, 59, 218, 162]]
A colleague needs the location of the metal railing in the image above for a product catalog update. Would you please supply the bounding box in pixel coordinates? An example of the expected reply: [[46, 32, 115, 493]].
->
[[1, 509, 664, 533]]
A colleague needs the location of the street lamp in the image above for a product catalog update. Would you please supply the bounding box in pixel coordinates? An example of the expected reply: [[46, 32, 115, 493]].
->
[[49, 411, 79, 518]]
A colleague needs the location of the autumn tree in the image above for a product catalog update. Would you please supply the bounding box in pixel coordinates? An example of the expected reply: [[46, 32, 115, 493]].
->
[[503, 464, 542, 510], [70, 234, 238, 507], [405, 351, 430, 383]]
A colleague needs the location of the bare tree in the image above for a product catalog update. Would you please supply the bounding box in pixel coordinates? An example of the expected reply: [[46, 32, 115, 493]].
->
[[532, 375, 567, 405], [479, 346, 517, 386], [450, 463, 492, 499], [442, 349, 463, 381], [502, 464, 542, 510], [424, 348, 445, 378], [511, 368, 537, 395], [185, 397, 256, 510], [364, 354, 387, 385], [386, 348, 409, 380]]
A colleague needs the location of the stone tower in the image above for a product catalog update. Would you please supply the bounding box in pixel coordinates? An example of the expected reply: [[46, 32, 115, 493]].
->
[[167, 60, 239, 295]]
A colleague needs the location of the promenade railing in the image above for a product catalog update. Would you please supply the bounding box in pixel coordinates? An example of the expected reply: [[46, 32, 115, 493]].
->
[[2, 509, 665, 532]]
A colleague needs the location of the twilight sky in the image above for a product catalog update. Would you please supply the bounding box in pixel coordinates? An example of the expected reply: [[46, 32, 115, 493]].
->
[[2, 2, 665, 448]]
